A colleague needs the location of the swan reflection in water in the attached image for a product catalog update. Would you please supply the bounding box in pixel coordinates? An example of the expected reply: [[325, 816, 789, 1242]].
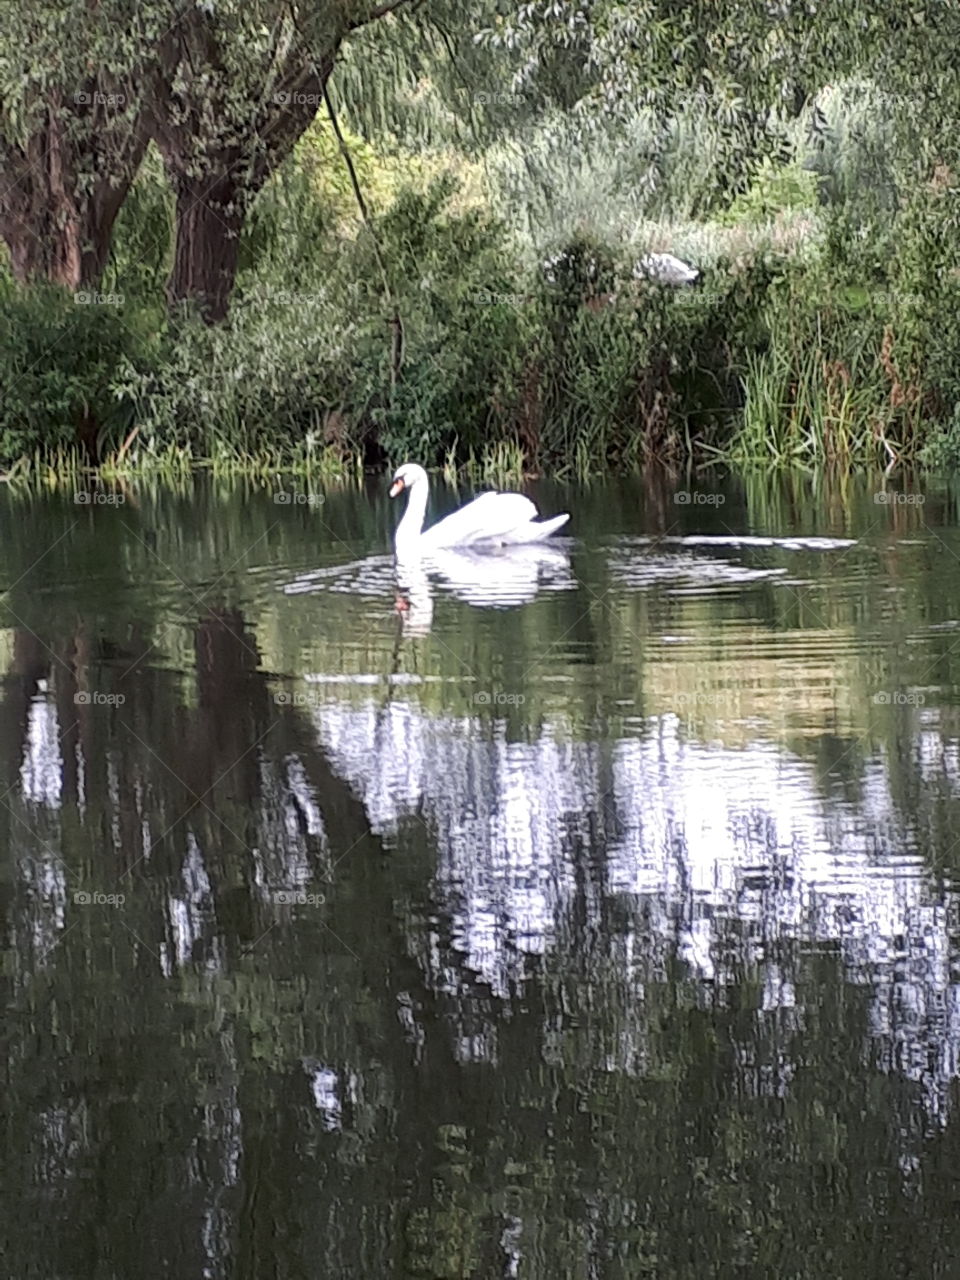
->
[[395, 543, 573, 635], [282, 542, 572, 631]]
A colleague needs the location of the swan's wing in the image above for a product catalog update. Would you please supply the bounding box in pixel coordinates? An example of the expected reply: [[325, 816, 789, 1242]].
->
[[498, 513, 569, 544], [420, 491, 538, 549]]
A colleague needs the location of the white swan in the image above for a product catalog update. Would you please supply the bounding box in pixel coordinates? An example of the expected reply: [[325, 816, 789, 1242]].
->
[[635, 252, 700, 286], [389, 463, 569, 556]]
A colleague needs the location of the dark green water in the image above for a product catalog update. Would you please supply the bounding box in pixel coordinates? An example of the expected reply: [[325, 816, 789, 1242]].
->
[[2, 470, 960, 1279]]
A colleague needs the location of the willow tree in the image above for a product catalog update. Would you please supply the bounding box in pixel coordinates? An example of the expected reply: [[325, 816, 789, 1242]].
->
[[329, 0, 960, 241], [7, 0, 950, 314], [150, 0, 420, 323], [0, 1, 176, 288]]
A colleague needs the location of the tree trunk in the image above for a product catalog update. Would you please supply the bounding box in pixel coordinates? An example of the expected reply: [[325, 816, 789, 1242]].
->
[[0, 202, 83, 288], [155, 44, 338, 323], [0, 98, 148, 290], [0, 192, 128, 290], [166, 175, 245, 323]]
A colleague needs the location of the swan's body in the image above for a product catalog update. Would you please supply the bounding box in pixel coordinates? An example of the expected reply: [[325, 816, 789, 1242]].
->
[[389, 463, 568, 556]]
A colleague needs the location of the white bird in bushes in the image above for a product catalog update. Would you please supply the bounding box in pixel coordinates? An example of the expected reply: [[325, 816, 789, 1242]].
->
[[635, 253, 701, 286]]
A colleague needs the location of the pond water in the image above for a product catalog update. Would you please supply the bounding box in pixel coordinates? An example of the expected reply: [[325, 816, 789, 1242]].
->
[[2, 470, 960, 1278]]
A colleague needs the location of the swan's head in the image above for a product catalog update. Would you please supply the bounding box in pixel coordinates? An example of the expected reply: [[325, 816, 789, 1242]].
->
[[389, 462, 427, 499]]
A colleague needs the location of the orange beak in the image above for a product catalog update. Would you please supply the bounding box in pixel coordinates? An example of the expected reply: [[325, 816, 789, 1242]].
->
[[389, 477, 404, 498]]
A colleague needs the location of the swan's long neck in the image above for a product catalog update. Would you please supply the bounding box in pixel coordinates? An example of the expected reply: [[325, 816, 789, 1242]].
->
[[395, 474, 429, 552]]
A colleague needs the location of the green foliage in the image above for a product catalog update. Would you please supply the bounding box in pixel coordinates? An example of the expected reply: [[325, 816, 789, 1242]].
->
[[124, 173, 537, 469], [102, 143, 172, 304], [920, 403, 960, 470], [3, 0, 960, 474], [886, 165, 960, 411], [725, 262, 930, 466], [0, 283, 150, 465], [236, 107, 425, 291], [114, 298, 357, 464], [14, 134, 960, 478], [719, 158, 819, 226], [795, 80, 904, 216]]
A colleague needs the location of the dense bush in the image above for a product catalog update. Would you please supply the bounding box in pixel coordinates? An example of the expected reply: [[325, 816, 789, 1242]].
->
[[1, 84, 960, 476], [113, 175, 536, 470], [0, 283, 152, 464]]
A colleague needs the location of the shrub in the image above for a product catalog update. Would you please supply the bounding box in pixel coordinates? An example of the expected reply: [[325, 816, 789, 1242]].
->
[[719, 158, 819, 226], [0, 283, 150, 465], [5, 92, 960, 479]]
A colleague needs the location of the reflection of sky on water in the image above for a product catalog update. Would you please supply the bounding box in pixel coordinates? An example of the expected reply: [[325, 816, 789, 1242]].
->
[[15, 689, 68, 967], [20, 688, 62, 808], [313, 698, 960, 1122], [11, 679, 960, 1127]]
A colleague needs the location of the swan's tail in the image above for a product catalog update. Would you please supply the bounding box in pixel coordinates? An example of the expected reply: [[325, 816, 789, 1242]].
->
[[500, 513, 569, 544]]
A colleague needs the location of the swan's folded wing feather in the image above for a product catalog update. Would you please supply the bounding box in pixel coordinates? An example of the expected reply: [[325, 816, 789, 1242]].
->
[[420, 491, 538, 549], [498, 513, 569, 544]]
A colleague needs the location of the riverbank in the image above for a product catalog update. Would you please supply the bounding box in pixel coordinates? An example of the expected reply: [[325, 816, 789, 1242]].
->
[[2, 81, 958, 479]]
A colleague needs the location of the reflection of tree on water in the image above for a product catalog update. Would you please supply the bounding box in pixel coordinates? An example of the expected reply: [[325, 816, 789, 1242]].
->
[[0, 607, 474, 1275], [315, 695, 960, 1124], [5, 609, 960, 1273]]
